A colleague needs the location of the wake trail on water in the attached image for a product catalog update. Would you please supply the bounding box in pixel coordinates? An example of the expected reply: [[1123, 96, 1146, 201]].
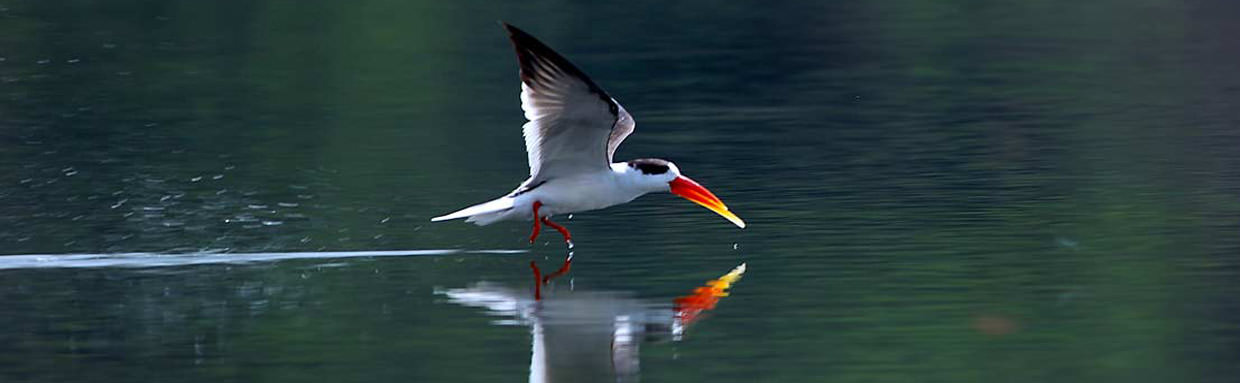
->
[[0, 249, 527, 270]]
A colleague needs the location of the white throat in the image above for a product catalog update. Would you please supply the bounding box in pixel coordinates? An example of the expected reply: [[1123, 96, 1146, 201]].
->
[[610, 163, 673, 195]]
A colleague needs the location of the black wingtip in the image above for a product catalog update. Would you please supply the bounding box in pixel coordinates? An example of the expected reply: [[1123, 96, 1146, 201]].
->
[[500, 24, 584, 80], [501, 23, 540, 51], [501, 22, 533, 41], [498, 23, 617, 111]]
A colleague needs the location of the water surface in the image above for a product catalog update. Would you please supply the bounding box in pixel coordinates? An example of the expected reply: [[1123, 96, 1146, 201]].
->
[[2, 0, 1239, 382]]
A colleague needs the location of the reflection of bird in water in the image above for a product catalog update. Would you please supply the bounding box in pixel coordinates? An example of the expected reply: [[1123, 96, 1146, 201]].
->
[[437, 264, 746, 383], [431, 23, 745, 250]]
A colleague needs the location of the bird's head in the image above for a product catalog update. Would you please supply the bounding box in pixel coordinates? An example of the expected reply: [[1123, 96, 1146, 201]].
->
[[622, 158, 746, 228]]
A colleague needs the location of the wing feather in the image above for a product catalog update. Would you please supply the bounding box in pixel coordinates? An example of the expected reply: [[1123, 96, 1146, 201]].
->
[[503, 23, 636, 182]]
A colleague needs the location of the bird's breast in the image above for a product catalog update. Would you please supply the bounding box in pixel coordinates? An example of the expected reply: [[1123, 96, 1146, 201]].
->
[[529, 175, 641, 216]]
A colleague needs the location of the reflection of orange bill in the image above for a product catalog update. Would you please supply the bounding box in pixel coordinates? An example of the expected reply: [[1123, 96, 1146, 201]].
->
[[669, 176, 746, 228], [674, 263, 747, 326]]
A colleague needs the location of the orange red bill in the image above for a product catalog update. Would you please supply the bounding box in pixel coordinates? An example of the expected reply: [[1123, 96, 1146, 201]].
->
[[669, 176, 746, 228]]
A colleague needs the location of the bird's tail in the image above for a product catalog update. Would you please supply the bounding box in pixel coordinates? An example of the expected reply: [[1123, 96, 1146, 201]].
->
[[430, 197, 516, 226]]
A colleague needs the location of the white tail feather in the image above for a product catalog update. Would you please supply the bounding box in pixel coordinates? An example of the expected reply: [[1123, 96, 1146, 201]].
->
[[430, 197, 516, 226]]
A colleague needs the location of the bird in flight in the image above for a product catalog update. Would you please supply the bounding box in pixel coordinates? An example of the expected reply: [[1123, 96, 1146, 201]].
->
[[432, 23, 745, 246]]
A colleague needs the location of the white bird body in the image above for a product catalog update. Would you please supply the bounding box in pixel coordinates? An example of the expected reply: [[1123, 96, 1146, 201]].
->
[[433, 163, 672, 226], [431, 24, 744, 237]]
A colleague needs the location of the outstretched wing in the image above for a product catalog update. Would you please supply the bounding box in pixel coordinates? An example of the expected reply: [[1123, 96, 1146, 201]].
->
[[504, 23, 635, 182]]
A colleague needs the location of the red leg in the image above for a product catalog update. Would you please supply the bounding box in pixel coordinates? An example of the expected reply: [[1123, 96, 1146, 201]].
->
[[529, 261, 543, 300], [527, 204, 575, 290], [541, 216, 572, 243], [540, 253, 573, 284], [528, 201, 543, 244]]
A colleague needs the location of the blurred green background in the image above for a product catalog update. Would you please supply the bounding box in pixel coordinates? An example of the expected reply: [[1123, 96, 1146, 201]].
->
[[1, 0, 1238, 382]]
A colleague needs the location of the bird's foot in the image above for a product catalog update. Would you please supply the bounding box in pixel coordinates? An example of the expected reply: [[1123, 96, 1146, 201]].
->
[[541, 216, 572, 244], [528, 202, 573, 247]]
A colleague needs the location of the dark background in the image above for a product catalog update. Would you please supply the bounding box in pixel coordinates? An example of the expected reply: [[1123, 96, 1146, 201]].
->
[[1, 0, 1238, 381]]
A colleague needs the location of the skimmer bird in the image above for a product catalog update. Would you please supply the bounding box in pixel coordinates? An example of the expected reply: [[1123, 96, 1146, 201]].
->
[[432, 23, 745, 247]]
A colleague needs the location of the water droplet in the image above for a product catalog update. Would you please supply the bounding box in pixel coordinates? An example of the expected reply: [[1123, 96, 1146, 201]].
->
[[732, 243, 739, 250]]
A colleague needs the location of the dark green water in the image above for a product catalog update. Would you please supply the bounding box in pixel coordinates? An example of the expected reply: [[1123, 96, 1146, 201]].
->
[[2, 0, 1239, 382]]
